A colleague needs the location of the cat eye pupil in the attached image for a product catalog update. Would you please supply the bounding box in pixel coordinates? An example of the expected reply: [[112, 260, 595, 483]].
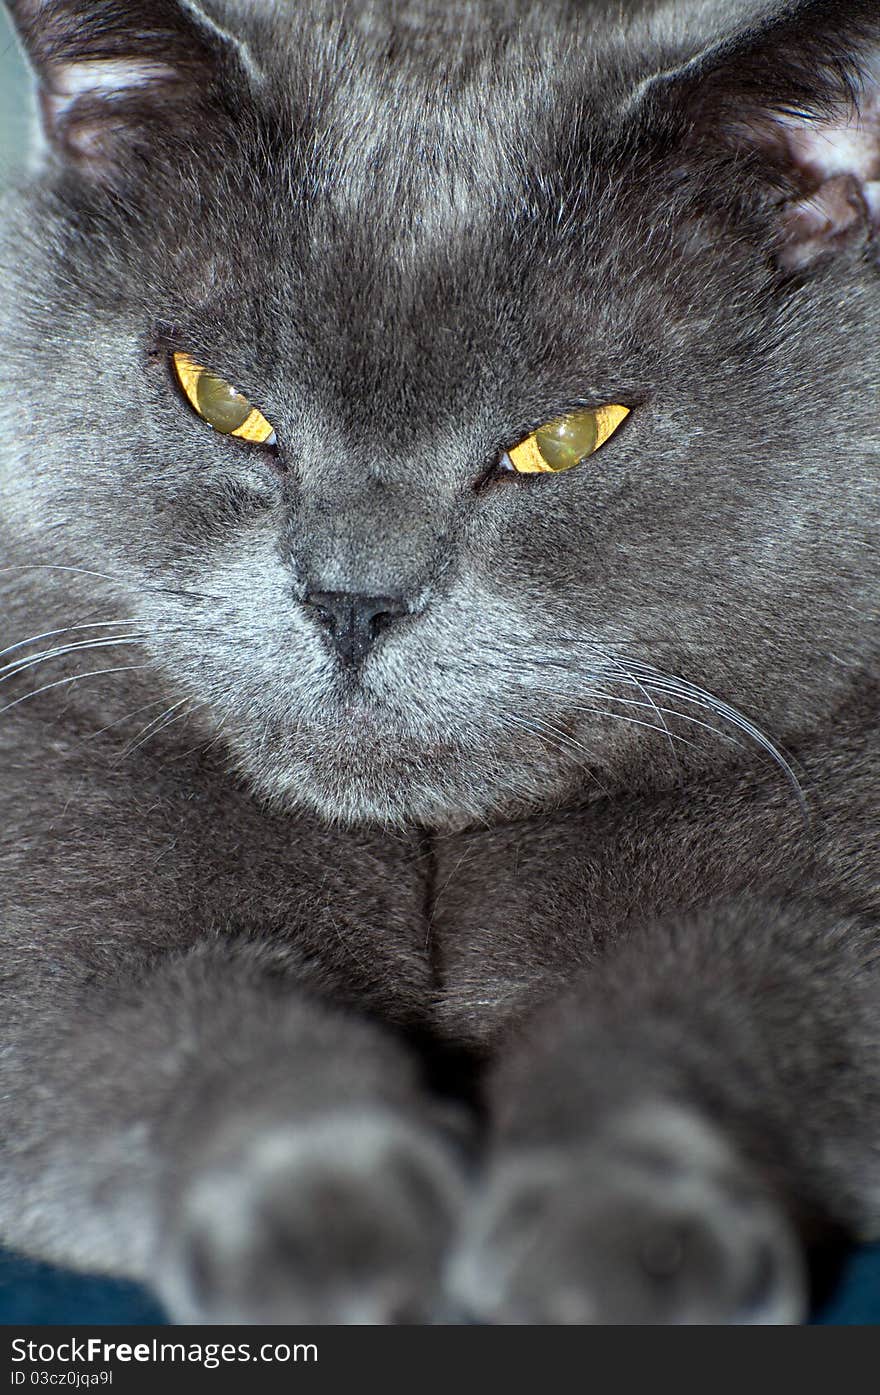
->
[[506, 403, 630, 475], [171, 351, 276, 446], [194, 372, 253, 435], [535, 412, 599, 470]]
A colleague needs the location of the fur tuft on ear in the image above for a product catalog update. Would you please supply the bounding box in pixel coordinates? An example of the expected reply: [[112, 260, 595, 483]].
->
[[640, 0, 880, 271], [768, 63, 880, 270], [4, 0, 259, 181]]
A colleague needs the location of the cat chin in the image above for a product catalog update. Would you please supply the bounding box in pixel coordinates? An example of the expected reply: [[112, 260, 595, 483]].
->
[[236, 760, 522, 832], [212, 696, 684, 831], [223, 735, 579, 833]]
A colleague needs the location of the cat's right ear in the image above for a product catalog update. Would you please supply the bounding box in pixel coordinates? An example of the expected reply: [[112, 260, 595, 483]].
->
[[632, 0, 880, 272], [4, 0, 260, 183]]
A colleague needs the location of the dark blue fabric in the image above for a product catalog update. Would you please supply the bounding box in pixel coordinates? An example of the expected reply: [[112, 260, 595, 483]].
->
[[813, 1244, 880, 1326], [0, 1243, 877, 1325], [0, 1251, 166, 1325]]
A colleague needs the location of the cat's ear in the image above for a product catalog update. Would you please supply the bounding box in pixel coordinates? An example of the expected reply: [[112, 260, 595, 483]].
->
[[639, 0, 880, 271], [4, 0, 259, 182]]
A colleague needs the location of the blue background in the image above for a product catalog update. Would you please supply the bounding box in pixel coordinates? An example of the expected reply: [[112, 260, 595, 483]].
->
[[0, 1244, 878, 1325]]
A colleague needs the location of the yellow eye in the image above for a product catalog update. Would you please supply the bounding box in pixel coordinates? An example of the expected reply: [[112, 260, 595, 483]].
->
[[505, 404, 630, 474], [172, 352, 276, 445]]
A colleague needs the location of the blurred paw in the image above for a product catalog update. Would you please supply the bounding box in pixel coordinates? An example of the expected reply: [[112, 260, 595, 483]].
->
[[157, 1111, 465, 1323], [449, 1104, 806, 1324]]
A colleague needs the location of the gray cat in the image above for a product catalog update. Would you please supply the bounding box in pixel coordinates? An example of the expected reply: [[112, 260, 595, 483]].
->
[[0, 0, 877, 1325]]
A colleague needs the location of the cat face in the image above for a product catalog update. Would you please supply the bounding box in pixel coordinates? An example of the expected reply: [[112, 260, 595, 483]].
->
[[1, 0, 878, 827]]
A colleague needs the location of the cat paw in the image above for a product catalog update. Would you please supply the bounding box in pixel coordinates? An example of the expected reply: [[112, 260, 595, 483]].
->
[[448, 1104, 806, 1324], [156, 1111, 465, 1323]]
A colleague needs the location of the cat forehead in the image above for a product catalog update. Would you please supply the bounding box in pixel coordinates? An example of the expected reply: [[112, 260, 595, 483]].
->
[[253, 18, 628, 244], [299, 70, 530, 235]]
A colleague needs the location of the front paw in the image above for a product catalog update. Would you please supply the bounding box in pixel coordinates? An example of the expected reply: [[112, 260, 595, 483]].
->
[[156, 1111, 465, 1323], [449, 1104, 806, 1324]]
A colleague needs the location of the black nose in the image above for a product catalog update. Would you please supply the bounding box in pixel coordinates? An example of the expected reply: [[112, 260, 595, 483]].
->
[[304, 589, 409, 666]]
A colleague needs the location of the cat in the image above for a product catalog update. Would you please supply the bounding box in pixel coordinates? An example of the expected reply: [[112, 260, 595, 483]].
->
[[0, 0, 877, 1325]]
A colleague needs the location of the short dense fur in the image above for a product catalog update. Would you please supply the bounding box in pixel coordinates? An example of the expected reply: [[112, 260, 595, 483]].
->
[[0, 0, 877, 1322]]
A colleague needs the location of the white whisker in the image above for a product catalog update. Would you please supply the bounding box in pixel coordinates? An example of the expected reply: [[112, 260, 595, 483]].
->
[[120, 697, 192, 758], [0, 563, 220, 603], [84, 698, 167, 742], [500, 642, 805, 816], [563, 694, 737, 750], [0, 619, 153, 667], [566, 702, 704, 746], [0, 666, 150, 718], [0, 635, 150, 685], [607, 657, 683, 772], [619, 657, 807, 816], [0, 563, 140, 588], [505, 710, 610, 795]]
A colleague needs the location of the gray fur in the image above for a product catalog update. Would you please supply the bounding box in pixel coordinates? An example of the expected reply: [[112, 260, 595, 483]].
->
[[0, 0, 877, 1323]]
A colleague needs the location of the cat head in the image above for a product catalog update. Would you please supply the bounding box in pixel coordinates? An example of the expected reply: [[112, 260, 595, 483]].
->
[[1, 0, 878, 828]]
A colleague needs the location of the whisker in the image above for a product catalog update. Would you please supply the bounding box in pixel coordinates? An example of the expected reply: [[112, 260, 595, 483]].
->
[[0, 564, 221, 603], [83, 698, 167, 742], [0, 635, 150, 686], [561, 690, 741, 750], [557, 700, 704, 748], [504, 710, 611, 796], [172, 696, 234, 764], [619, 658, 808, 817], [452, 649, 736, 753], [0, 666, 151, 718], [519, 644, 804, 810], [0, 619, 153, 667], [607, 657, 684, 774], [0, 563, 142, 589], [120, 697, 192, 758]]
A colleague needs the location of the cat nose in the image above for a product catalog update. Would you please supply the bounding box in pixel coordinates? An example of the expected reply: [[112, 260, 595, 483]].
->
[[304, 588, 410, 666]]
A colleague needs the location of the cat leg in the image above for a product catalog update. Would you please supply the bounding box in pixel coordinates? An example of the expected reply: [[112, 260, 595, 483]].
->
[[449, 897, 880, 1324], [0, 938, 467, 1324]]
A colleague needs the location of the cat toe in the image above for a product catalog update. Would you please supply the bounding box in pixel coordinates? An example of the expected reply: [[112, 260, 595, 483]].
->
[[156, 1111, 466, 1324], [448, 1104, 806, 1325]]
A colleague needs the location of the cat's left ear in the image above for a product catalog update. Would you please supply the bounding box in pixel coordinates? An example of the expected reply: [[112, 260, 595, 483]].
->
[[638, 0, 880, 272], [4, 0, 259, 182]]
